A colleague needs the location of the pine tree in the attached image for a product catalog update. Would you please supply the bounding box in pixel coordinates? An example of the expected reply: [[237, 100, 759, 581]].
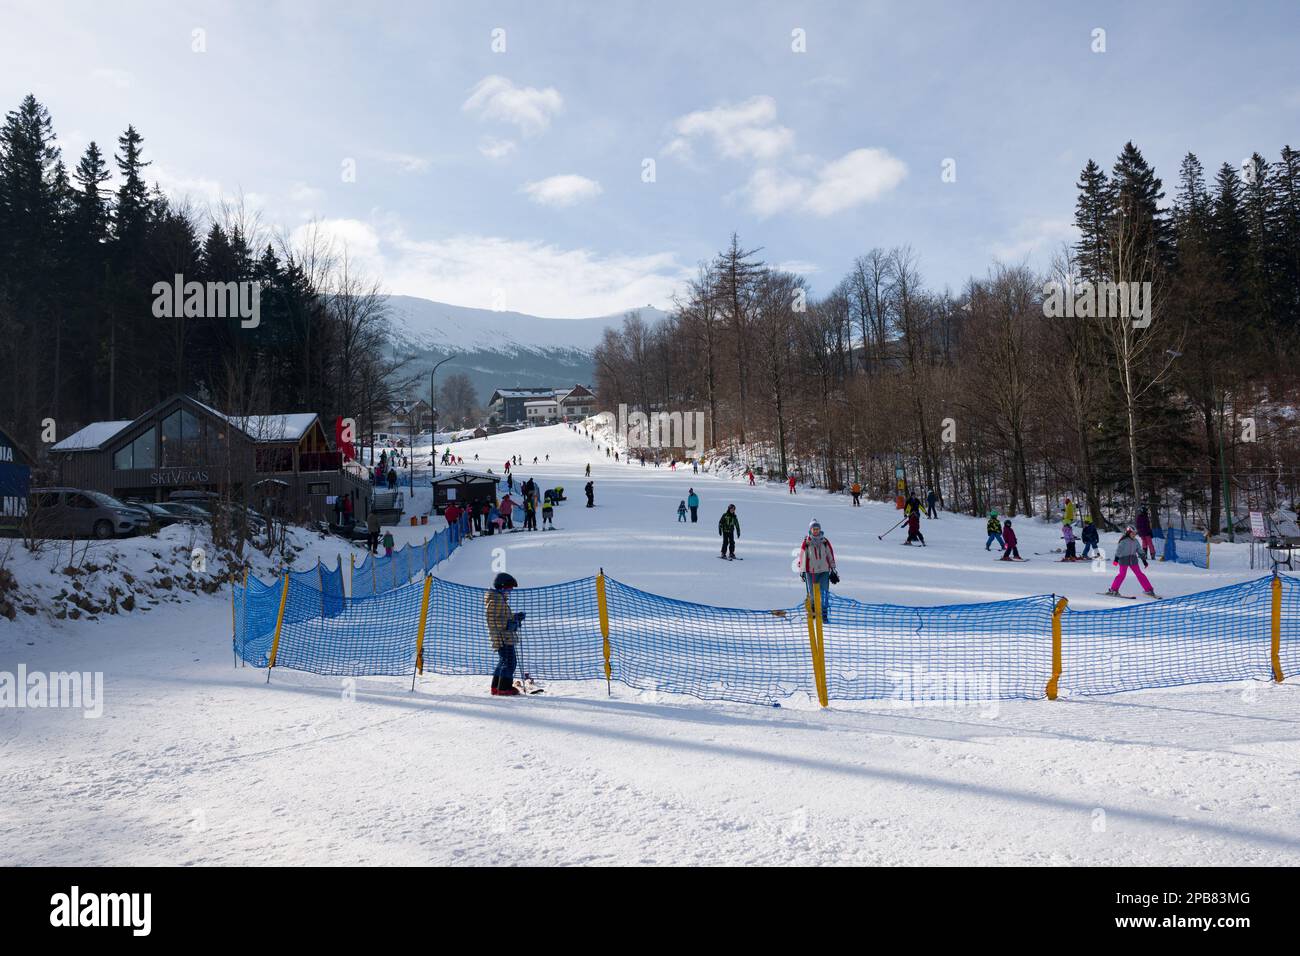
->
[[1073, 159, 1113, 282]]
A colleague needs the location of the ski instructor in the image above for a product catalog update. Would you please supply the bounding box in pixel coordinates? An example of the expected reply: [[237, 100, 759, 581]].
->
[[486, 572, 526, 696], [799, 518, 838, 623], [718, 504, 740, 560]]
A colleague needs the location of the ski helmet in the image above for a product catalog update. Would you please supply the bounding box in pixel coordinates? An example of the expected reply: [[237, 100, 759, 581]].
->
[[493, 572, 518, 590]]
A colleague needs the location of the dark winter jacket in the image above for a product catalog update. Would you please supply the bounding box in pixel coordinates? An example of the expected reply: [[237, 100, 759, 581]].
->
[[1002, 522, 1017, 547], [1135, 513, 1152, 537], [718, 511, 740, 536], [1081, 523, 1099, 545], [986, 516, 1000, 534]]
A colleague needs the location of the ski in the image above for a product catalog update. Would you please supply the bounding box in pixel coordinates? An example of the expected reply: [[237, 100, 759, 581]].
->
[[1098, 592, 1136, 599]]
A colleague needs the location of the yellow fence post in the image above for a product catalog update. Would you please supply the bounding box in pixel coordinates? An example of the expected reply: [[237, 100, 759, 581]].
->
[[596, 569, 611, 696], [1271, 574, 1285, 683], [266, 570, 290, 682], [412, 574, 433, 689], [1046, 597, 1068, 700], [811, 585, 828, 707]]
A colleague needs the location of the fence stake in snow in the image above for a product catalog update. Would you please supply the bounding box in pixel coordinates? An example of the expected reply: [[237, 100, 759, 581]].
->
[[412, 574, 433, 691], [597, 568, 611, 696], [1045, 596, 1068, 700], [1271, 574, 1284, 684], [266, 570, 290, 684]]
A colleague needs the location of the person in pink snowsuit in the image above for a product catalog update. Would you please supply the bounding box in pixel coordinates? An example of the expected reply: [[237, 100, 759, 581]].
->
[[788, 475, 797, 494], [1109, 527, 1155, 596]]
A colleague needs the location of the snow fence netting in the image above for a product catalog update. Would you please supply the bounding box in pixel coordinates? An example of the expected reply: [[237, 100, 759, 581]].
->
[[232, 570, 1299, 705]]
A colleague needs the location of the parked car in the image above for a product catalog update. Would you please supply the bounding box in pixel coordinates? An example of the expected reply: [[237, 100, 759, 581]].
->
[[167, 491, 267, 533], [155, 501, 210, 522], [28, 488, 144, 539], [124, 499, 195, 529]]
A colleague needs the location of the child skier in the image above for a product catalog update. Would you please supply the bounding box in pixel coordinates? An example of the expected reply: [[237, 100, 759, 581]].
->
[[985, 511, 1004, 551], [1000, 519, 1021, 560], [905, 506, 925, 546], [541, 496, 554, 529], [485, 572, 525, 696], [1061, 521, 1077, 561], [1081, 517, 1099, 559], [850, 481, 862, 506], [1109, 527, 1157, 598], [677, 500, 688, 522], [718, 504, 740, 559], [382, 530, 394, 557]]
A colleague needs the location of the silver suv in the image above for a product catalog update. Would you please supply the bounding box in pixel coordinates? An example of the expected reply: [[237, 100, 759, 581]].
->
[[29, 488, 144, 539]]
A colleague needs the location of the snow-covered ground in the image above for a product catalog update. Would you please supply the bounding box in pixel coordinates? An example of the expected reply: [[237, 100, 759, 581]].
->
[[3, 423, 1298, 865]]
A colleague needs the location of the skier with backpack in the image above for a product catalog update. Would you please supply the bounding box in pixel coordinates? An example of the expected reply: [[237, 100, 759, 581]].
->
[[985, 511, 1004, 551], [486, 572, 525, 696], [718, 504, 740, 560]]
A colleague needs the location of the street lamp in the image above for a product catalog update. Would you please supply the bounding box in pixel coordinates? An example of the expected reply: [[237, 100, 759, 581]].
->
[[430, 353, 459, 481]]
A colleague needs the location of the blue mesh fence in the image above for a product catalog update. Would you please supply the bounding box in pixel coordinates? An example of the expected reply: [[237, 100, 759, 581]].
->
[[352, 515, 468, 598], [825, 593, 1058, 702], [1154, 527, 1210, 568], [232, 569, 1297, 704], [602, 579, 813, 705], [1058, 577, 1273, 695]]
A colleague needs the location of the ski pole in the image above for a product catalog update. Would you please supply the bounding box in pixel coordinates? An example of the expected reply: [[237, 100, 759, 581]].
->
[[878, 516, 906, 540]]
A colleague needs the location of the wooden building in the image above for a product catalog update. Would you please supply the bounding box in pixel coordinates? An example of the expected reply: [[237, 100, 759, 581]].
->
[[431, 470, 500, 515], [50, 394, 373, 523]]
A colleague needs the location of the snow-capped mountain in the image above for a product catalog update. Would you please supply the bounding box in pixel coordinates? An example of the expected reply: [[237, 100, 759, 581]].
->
[[385, 295, 669, 404]]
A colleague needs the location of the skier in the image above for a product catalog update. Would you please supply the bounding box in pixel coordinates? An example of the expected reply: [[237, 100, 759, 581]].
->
[[718, 504, 740, 560], [692, 461, 698, 474], [1135, 507, 1156, 560], [677, 500, 688, 522], [486, 572, 525, 696], [387, 467, 397, 491], [541, 496, 554, 529], [687, 488, 700, 523], [585, 481, 594, 508], [926, 490, 938, 519], [747, 469, 755, 486], [850, 481, 862, 507], [1000, 519, 1021, 561], [382, 530, 394, 557], [1064, 497, 1076, 525], [1108, 527, 1157, 598], [499, 493, 515, 529], [507, 473, 514, 493], [585, 463, 591, 477], [523, 494, 537, 531], [799, 519, 838, 623], [443, 501, 461, 528], [788, 475, 797, 494], [1061, 521, 1077, 561], [1081, 517, 1099, 559], [985, 511, 1004, 551], [905, 506, 925, 546]]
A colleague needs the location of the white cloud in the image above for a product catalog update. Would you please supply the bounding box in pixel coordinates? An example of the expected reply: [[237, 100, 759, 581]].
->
[[150, 163, 224, 204], [740, 149, 907, 218], [671, 96, 794, 162], [521, 174, 603, 208], [288, 182, 324, 203], [991, 217, 1078, 261], [479, 137, 517, 160], [89, 67, 132, 89], [290, 219, 686, 317], [776, 260, 821, 275], [367, 150, 431, 173], [803, 148, 908, 216], [463, 75, 563, 136]]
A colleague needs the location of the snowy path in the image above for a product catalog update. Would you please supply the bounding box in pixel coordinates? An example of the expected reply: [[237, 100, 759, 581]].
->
[[3, 423, 1298, 865]]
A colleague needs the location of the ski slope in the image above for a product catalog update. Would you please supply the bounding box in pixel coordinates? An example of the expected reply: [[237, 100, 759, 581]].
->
[[3, 423, 1298, 866]]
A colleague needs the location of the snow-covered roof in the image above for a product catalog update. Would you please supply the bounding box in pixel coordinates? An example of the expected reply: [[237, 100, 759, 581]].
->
[[227, 413, 319, 443], [524, 399, 558, 406], [492, 388, 557, 400], [52, 421, 132, 452], [432, 469, 500, 484]]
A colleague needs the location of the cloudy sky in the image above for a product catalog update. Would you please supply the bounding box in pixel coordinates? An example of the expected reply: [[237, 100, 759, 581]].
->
[[3, 0, 1298, 316]]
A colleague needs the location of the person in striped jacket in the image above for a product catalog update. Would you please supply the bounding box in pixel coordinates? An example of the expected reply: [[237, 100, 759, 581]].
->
[[799, 519, 838, 623]]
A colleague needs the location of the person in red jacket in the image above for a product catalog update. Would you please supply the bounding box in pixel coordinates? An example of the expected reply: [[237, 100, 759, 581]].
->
[[443, 502, 460, 527], [788, 474, 797, 494], [1000, 519, 1021, 560]]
